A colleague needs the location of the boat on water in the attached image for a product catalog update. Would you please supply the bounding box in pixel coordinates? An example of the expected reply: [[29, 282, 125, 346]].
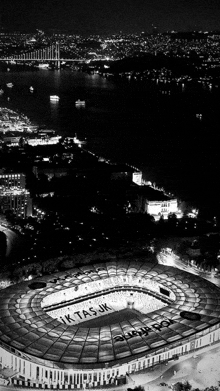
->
[[64, 134, 87, 147], [75, 99, 86, 107], [38, 63, 49, 69], [6, 82, 13, 88], [30, 86, 34, 92], [50, 95, 60, 102], [73, 133, 87, 146], [0, 89, 4, 95]]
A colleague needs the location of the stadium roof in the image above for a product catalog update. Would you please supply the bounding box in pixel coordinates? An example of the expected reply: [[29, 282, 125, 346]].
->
[[0, 261, 220, 368]]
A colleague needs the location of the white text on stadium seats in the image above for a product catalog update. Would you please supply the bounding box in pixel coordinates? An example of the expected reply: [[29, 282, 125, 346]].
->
[[59, 303, 113, 324]]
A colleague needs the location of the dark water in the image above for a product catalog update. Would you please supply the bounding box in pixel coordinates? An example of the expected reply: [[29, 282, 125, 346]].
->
[[1, 67, 220, 216]]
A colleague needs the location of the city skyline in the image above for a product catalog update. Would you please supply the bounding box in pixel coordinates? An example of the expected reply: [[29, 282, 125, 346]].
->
[[1, 0, 220, 34]]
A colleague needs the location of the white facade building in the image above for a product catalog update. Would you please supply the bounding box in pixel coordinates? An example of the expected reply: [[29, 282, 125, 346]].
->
[[146, 198, 182, 220]]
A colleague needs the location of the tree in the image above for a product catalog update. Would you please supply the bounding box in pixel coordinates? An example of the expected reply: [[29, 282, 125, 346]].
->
[[173, 382, 183, 391], [19, 136, 26, 148], [127, 386, 145, 391], [183, 381, 192, 391], [172, 381, 192, 391]]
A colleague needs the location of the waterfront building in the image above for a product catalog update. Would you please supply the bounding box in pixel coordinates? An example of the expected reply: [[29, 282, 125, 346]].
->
[[129, 183, 181, 220], [27, 135, 61, 146], [1, 134, 61, 147], [0, 134, 21, 145], [146, 198, 181, 220], [131, 171, 181, 219], [132, 184, 181, 220]]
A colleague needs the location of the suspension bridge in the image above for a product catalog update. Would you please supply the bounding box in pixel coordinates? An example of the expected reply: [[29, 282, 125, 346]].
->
[[0, 43, 83, 68]]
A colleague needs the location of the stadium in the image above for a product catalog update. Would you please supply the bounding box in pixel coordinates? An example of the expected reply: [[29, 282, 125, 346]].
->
[[1, 260, 220, 389]]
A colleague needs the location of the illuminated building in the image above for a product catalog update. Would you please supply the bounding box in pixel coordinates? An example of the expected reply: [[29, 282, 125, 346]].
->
[[0, 189, 32, 218], [132, 171, 144, 186], [32, 165, 71, 180], [0, 170, 26, 188], [0, 170, 32, 218], [27, 136, 61, 146], [134, 186, 182, 220], [131, 171, 182, 219], [1, 135, 21, 145], [0, 261, 220, 388], [2, 135, 61, 147], [146, 198, 180, 220]]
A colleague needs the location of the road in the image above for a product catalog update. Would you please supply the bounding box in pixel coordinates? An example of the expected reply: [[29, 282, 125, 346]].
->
[[157, 251, 220, 288], [0, 224, 18, 257], [129, 342, 220, 391]]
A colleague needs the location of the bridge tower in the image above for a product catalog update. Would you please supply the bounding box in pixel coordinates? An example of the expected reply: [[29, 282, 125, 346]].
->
[[55, 42, 60, 69]]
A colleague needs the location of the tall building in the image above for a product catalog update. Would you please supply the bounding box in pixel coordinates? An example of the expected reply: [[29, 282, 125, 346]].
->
[[0, 170, 26, 188], [0, 169, 32, 218]]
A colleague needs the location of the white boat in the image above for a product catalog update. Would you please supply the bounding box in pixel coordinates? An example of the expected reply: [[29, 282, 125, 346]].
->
[[38, 63, 49, 69], [6, 82, 13, 88], [30, 86, 34, 92], [73, 133, 87, 146], [75, 99, 86, 107], [0, 89, 4, 95], [50, 95, 60, 102]]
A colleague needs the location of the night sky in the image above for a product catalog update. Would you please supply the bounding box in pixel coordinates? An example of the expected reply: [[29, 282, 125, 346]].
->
[[1, 0, 220, 34]]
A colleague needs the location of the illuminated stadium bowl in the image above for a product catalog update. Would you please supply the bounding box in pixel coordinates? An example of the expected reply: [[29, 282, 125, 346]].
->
[[0, 260, 220, 388]]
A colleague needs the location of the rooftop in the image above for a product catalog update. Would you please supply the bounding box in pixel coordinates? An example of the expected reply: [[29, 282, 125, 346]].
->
[[0, 261, 219, 369]]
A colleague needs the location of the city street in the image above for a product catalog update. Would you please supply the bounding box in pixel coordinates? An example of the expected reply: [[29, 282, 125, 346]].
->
[[0, 223, 17, 257], [129, 342, 220, 391], [157, 249, 220, 288], [2, 343, 220, 391]]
